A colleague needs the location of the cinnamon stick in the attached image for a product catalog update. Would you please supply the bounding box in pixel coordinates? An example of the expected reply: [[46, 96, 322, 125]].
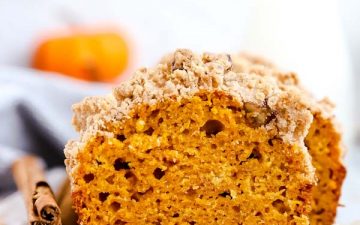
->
[[12, 155, 61, 225], [56, 178, 77, 225]]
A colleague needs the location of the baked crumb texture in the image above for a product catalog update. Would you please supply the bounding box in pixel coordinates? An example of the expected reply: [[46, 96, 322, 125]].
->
[[65, 49, 328, 225], [232, 54, 346, 225]]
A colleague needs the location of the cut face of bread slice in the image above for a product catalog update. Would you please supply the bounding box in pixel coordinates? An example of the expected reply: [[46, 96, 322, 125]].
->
[[65, 49, 316, 225], [232, 54, 346, 225]]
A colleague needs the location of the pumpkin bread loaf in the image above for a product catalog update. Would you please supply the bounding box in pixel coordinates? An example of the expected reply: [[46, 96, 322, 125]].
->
[[231, 54, 346, 225], [65, 49, 317, 224]]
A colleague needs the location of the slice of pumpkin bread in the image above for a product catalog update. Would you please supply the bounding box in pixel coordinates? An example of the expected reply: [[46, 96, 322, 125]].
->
[[232, 53, 346, 225], [65, 49, 316, 225]]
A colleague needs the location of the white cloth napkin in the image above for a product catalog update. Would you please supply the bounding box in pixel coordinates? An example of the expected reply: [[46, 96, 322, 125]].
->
[[0, 67, 110, 195]]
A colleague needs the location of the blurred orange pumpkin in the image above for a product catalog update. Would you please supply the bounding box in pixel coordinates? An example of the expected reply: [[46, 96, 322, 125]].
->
[[32, 32, 129, 82]]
